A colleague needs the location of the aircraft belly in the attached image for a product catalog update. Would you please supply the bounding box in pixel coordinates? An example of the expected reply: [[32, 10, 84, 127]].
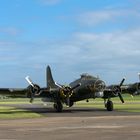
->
[[70, 91, 94, 102]]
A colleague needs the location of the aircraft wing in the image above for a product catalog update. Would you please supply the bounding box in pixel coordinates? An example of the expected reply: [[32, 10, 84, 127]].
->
[[0, 87, 55, 103], [121, 82, 140, 95], [0, 88, 28, 97]]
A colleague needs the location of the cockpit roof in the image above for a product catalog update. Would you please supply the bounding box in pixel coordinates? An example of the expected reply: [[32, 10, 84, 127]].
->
[[80, 73, 97, 79]]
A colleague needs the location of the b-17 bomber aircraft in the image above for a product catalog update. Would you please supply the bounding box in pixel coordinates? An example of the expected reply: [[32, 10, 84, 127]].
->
[[0, 66, 127, 112]]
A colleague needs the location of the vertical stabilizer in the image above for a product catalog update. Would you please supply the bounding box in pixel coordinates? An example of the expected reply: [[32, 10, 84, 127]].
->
[[47, 66, 57, 88]]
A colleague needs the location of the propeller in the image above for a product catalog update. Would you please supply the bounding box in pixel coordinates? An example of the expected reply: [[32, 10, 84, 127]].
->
[[66, 83, 81, 106], [59, 83, 81, 106], [25, 76, 40, 103], [118, 78, 125, 103], [119, 78, 125, 87]]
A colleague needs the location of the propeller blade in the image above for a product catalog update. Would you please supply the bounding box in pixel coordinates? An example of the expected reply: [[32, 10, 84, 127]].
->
[[118, 78, 125, 103], [118, 92, 124, 103], [66, 97, 70, 107], [55, 82, 63, 88], [30, 96, 34, 103], [130, 95, 134, 98], [119, 78, 125, 87], [70, 83, 81, 92], [25, 76, 34, 88]]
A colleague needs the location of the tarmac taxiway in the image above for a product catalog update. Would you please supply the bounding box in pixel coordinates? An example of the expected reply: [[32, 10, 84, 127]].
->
[[0, 104, 140, 140]]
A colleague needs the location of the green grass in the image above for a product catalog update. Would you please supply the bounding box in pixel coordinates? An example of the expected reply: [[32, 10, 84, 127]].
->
[[0, 98, 43, 119], [0, 106, 42, 119]]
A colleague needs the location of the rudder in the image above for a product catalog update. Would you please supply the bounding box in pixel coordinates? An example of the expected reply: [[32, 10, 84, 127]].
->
[[47, 66, 58, 88]]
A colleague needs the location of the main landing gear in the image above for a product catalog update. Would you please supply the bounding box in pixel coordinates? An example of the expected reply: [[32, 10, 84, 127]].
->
[[54, 101, 63, 112], [104, 99, 113, 111]]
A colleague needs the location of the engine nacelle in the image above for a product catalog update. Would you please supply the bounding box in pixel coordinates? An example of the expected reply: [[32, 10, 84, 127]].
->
[[112, 86, 121, 96], [106, 85, 121, 97], [132, 83, 140, 95], [136, 83, 140, 90], [27, 84, 40, 98]]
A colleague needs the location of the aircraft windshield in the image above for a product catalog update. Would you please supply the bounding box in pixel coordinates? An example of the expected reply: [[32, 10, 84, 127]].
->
[[80, 73, 97, 80]]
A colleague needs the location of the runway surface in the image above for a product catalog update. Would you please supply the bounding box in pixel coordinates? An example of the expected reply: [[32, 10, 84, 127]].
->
[[0, 103, 140, 140]]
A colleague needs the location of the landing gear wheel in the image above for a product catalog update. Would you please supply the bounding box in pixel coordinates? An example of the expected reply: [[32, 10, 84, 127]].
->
[[53, 103, 57, 109], [54, 102, 63, 112], [69, 101, 74, 107], [106, 100, 113, 111]]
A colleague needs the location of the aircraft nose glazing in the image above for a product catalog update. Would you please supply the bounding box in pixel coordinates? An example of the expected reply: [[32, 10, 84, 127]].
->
[[94, 80, 106, 92], [88, 80, 106, 92]]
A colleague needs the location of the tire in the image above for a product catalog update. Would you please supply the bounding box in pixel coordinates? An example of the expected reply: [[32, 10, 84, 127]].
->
[[106, 100, 113, 111], [54, 102, 63, 112], [69, 101, 74, 107]]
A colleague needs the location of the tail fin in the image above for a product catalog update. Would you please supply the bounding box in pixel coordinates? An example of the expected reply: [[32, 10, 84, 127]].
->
[[47, 66, 58, 88]]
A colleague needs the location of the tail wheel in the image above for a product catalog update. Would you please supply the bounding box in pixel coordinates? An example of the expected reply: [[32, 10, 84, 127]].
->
[[106, 100, 113, 111]]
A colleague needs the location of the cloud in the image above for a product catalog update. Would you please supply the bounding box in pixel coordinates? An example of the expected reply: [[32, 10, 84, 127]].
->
[[0, 41, 16, 47], [39, 0, 62, 5], [0, 27, 21, 36], [31, 28, 140, 83], [78, 9, 140, 26], [71, 28, 140, 82], [25, 28, 140, 67], [72, 29, 140, 62], [16, 28, 139, 81]]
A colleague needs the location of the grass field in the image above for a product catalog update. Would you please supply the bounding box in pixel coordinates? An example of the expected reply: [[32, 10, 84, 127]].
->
[[0, 98, 43, 119], [0, 106, 42, 119], [0, 94, 140, 119]]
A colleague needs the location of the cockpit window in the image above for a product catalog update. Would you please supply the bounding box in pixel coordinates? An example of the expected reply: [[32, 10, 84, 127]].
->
[[80, 73, 97, 80]]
